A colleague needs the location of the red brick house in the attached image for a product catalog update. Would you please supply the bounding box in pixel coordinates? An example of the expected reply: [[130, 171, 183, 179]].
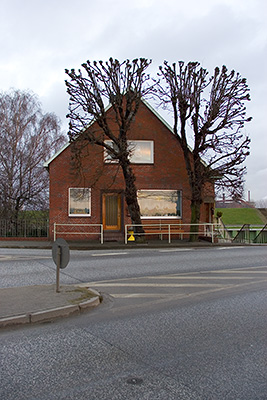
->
[[44, 99, 215, 242]]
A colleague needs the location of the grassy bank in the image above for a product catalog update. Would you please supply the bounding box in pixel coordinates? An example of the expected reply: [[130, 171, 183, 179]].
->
[[215, 208, 266, 225]]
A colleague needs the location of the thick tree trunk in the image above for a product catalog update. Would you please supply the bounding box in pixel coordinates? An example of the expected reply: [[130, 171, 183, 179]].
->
[[189, 171, 203, 242], [190, 199, 202, 242], [120, 159, 144, 235]]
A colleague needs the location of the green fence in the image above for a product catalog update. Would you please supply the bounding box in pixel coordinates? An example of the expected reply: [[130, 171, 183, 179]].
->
[[224, 224, 267, 243]]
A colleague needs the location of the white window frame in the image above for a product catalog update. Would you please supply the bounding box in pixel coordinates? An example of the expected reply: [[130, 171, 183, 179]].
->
[[137, 189, 182, 219], [69, 188, 91, 217], [104, 140, 154, 164]]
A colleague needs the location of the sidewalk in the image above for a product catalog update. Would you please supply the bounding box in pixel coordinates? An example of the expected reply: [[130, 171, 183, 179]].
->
[[0, 284, 101, 329], [0, 238, 220, 250]]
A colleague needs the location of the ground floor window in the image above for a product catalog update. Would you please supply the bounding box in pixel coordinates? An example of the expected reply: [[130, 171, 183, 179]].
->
[[69, 188, 91, 216], [137, 190, 182, 218]]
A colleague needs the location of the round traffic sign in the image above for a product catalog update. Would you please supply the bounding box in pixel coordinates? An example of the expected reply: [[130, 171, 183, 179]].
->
[[52, 238, 70, 269]]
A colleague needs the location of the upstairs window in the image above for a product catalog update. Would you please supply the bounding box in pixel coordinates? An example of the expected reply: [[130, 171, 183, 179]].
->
[[104, 140, 154, 164], [137, 190, 182, 218], [69, 188, 91, 216]]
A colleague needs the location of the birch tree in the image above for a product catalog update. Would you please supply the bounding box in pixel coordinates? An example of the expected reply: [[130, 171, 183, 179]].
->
[[0, 89, 65, 220]]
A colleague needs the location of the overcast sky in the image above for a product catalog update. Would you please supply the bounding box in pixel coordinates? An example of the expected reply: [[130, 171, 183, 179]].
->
[[1, 0, 266, 201]]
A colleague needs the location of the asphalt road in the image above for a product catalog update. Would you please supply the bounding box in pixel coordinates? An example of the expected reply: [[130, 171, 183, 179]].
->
[[1, 246, 267, 399]]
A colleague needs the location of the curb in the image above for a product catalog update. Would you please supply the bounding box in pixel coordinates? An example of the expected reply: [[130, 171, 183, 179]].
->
[[0, 295, 100, 329]]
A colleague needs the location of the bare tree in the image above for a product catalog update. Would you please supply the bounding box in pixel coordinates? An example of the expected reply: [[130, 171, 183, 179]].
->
[[256, 199, 267, 209], [0, 89, 65, 221], [158, 61, 251, 239], [65, 58, 154, 230]]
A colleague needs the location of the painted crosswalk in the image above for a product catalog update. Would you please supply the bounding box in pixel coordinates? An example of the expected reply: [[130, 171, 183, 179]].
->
[[85, 265, 267, 307]]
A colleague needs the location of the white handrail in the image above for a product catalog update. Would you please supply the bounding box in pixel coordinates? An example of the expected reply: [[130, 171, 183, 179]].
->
[[53, 223, 103, 244], [125, 223, 218, 244]]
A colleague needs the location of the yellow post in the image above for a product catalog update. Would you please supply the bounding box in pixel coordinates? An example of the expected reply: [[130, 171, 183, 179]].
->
[[128, 230, 135, 242]]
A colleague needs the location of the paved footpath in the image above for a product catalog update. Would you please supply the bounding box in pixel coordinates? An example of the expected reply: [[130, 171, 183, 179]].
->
[[0, 284, 100, 329]]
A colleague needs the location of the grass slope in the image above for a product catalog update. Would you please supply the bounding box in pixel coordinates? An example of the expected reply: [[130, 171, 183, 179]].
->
[[215, 208, 266, 225]]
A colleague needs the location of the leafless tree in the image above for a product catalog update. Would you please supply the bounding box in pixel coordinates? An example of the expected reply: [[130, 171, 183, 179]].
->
[[0, 89, 65, 221], [158, 61, 251, 240], [65, 58, 154, 231], [256, 199, 267, 209]]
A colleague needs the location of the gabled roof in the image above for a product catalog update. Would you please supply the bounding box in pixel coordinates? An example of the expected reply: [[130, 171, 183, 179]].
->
[[43, 98, 176, 169], [44, 142, 69, 168]]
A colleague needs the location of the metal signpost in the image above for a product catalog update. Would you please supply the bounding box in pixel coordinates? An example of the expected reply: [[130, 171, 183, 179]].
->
[[52, 238, 70, 293]]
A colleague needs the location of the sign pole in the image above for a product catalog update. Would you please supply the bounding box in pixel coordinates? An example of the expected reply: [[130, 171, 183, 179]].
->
[[52, 238, 70, 293], [56, 246, 61, 293]]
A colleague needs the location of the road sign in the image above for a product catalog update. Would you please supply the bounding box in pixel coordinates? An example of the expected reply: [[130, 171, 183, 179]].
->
[[52, 238, 70, 293], [52, 238, 70, 269]]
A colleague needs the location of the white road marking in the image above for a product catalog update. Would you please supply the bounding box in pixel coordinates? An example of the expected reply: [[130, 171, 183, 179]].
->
[[91, 252, 128, 257], [0, 255, 51, 261], [149, 275, 253, 280], [111, 293, 174, 298], [212, 269, 267, 274], [91, 282, 224, 288], [216, 246, 246, 250], [158, 248, 192, 252]]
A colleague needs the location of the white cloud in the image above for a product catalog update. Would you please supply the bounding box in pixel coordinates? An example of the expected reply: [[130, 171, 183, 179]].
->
[[1, 0, 266, 200]]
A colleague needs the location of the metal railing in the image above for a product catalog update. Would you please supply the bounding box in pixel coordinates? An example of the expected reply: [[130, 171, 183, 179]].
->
[[0, 219, 49, 238], [53, 223, 104, 243], [215, 219, 232, 242], [253, 224, 267, 244], [225, 224, 266, 244], [232, 224, 251, 243], [125, 223, 217, 244]]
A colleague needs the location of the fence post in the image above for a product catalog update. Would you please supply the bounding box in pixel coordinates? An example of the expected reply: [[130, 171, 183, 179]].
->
[[100, 224, 103, 244], [211, 223, 214, 243], [54, 223, 56, 241], [168, 224, 171, 244]]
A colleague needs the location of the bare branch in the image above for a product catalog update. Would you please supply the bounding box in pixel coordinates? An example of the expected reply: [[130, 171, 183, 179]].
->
[[65, 58, 154, 228], [158, 61, 251, 228], [0, 89, 65, 219]]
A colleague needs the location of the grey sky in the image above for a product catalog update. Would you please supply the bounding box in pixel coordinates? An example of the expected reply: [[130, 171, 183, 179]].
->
[[1, 0, 266, 200]]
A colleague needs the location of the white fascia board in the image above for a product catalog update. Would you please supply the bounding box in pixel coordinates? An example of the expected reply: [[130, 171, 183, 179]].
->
[[142, 98, 210, 168], [43, 141, 70, 168], [141, 98, 174, 134], [44, 102, 113, 169], [141, 98, 195, 153]]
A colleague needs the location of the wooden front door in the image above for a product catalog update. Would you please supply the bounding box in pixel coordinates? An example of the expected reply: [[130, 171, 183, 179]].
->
[[102, 193, 121, 230]]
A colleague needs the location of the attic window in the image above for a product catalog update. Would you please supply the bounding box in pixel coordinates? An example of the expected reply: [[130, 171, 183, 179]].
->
[[104, 140, 154, 164]]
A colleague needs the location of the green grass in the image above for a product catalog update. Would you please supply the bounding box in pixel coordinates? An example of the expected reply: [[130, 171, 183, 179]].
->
[[18, 210, 49, 220], [215, 208, 266, 225], [68, 288, 97, 305]]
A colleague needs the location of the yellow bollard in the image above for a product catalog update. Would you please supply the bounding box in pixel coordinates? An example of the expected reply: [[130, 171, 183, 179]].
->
[[128, 230, 135, 241]]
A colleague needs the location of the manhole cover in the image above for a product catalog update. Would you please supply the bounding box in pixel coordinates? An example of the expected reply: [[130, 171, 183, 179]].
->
[[126, 377, 144, 385]]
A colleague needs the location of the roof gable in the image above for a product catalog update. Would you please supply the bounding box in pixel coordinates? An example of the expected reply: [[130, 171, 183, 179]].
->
[[44, 98, 176, 169]]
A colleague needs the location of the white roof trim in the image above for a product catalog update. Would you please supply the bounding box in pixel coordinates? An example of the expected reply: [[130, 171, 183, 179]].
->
[[43, 141, 70, 168], [141, 98, 174, 134]]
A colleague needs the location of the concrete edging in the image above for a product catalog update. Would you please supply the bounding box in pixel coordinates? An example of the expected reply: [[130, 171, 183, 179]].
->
[[0, 295, 100, 329]]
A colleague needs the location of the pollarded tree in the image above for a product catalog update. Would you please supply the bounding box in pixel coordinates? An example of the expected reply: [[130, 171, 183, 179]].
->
[[158, 61, 251, 240], [65, 58, 154, 231], [0, 89, 65, 220]]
